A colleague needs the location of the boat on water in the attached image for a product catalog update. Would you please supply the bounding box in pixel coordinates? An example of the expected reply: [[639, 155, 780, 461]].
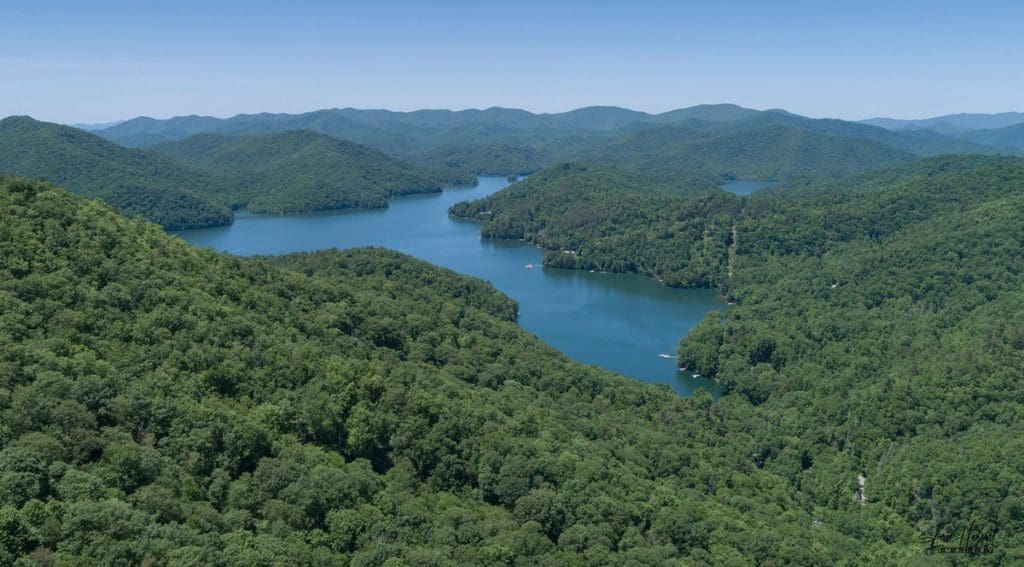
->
[[657, 353, 673, 359], [525, 264, 536, 269]]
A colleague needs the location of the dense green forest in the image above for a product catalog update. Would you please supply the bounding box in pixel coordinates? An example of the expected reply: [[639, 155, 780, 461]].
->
[[861, 111, 1024, 133], [705, 110, 996, 157], [449, 164, 737, 287], [862, 112, 1024, 151], [0, 118, 472, 227], [679, 155, 1024, 564], [958, 123, 1024, 152], [95, 105, 1011, 179], [151, 130, 472, 214], [0, 177, 933, 565], [0, 116, 232, 230], [404, 143, 547, 177], [454, 155, 1024, 563], [555, 109, 1001, 184], [5, 109, 1023, 564], [569, 123, 916, 183]]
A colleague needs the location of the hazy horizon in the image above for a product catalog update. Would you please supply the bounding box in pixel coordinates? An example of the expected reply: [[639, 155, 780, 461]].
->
[[5, 0, 1023, 124], [45, 103, 1021, 130]]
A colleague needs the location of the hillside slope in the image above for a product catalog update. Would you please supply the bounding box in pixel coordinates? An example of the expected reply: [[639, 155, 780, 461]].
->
[[0, 177, 921, 564], [151, 130, 472, 213], [862, 112, 1024, 133], [454, 156, 1024, 564], [97, 105, 993, 179], [957, 122, 1024, 152], [449, 164, 734, 287], [0, 116, 231, 229], [578, 123, 916, 182], [680, 156, 1024, 565]]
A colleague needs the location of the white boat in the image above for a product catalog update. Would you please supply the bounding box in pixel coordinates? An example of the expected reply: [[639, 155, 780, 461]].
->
[[657, 353, 674, 359], [525, 264, 535, 269]]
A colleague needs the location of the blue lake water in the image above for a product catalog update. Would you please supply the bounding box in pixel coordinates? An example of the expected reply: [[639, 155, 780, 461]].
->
[[175, 177, 725, 395]]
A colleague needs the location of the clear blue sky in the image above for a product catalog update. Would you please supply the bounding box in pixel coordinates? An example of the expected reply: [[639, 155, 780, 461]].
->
[[2, 0, 1022, 124]]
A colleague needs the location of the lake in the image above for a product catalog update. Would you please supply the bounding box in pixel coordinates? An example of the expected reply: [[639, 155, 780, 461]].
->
[[175, 177, 726, 395], [721, 180, 778, 195]]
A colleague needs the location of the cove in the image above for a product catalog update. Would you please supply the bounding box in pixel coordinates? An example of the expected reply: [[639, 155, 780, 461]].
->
[[175, 177, 725, 395]]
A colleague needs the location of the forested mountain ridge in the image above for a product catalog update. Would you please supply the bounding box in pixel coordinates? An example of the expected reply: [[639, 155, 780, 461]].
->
[[150, 130, 473, 213], [98, 108, 611, 153], [710, 111, 999, 156], [403, 142, 546, 177], [95, 105, 1003, 179], [456, 155, 1024, 289], [680, 155, 1024, 564], [571, 122, 917, 183], [0, 177, 924, 564], [0, 117, 470, 226], [453, 155, 1024, 563], [956, 122, 1024, 152], [862, 112, 1024, 133], [449, 164, 736, 287], [95, 107, 647, 148], [0, 116, 232, 229]]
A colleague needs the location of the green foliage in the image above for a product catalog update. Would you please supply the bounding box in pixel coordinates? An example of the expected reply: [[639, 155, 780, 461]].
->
[[450, 163, 740, 287], [679, 154, 1024, 561], [95, 105, 998, 179], [405, 143, 545, 177], [571, 122, 916, 183], [0, 117, 475, 231], [151, 130, 473, 213], [455, 155, 1024, 562], [959, 122, 1024, 152], [1, 177, 909, 564], [0, 116, 232, 230]]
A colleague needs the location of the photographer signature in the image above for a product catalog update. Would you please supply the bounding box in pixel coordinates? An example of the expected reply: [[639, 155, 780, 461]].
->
[[922, 518, 998, 555]]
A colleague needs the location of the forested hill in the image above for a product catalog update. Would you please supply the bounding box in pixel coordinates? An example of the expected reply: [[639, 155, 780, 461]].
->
[[455, 155, 1024, 288], [0, 117, 472, 227], [97, 108, 600, 154], [719, 110, 996, 156], [448, 164, 735, 287], [95, 105, 1004, 179], [452, 155, 1024, 562], [679, 154, 1024, 564], [150, 130, 473, 214], [957, 122, 1024, 152], [0, 116, 232, 229], [562, 110, 1001, 185], [862, 112, 1024, 134], [573, 123, 917, 183], [0, 177, 924, 564]]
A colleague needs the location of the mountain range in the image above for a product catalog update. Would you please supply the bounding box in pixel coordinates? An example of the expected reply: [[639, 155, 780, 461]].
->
[[92, 104, 1019, 180], [862, 111, 1024, 152], [862, 112, 1024, 133], [0, 117, 465, 228], [0, 116, 232, 230]]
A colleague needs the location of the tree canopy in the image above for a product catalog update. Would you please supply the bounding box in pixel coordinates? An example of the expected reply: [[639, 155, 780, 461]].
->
[[151, 130, 473, 214], [454, 155, 1024, 564], [0, 116, 232, 230], [94, 105, 1011, 178], [0, 177, 930, 565]]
